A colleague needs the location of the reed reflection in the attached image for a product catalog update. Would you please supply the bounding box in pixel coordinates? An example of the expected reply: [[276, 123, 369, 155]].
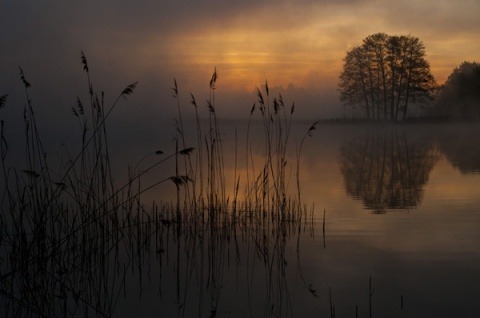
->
[[339, 129, 439, 213]]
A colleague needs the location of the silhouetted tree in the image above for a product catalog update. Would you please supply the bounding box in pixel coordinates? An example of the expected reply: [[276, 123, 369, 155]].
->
[[339, 33, 437, 121], [436, 61, 480, 120]]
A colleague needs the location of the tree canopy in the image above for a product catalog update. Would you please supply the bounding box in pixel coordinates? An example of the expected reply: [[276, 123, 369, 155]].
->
[[338, 33, 437, 121], [436, 61, 480, 120]]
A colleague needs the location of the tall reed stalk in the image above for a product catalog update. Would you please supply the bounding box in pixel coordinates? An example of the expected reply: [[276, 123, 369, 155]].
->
[[0, 57, 318, 317]]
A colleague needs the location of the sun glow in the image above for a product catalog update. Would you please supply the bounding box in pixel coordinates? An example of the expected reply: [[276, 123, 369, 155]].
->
[[158, 24, 345, 91], [134, 2, 480, 95]]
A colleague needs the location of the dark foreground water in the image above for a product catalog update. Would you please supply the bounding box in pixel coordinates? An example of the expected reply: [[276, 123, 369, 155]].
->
[[1, 121, 479, 317]]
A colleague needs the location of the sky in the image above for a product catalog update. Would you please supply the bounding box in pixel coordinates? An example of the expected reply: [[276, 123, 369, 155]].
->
[[1, 0, 479, 136]]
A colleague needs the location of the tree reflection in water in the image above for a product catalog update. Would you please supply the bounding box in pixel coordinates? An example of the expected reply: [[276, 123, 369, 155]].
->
[[339, 129, 439, 213]]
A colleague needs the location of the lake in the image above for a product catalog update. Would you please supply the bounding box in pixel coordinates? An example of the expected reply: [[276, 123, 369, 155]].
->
[[1, 120, 479, 317]]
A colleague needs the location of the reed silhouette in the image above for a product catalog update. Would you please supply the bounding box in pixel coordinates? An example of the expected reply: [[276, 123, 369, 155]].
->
[[0, 53, 320, 317]]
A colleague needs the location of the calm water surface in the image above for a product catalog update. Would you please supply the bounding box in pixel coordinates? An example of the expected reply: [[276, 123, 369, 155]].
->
[[2, 122, 479, 317], [113, 122, 480, 317]]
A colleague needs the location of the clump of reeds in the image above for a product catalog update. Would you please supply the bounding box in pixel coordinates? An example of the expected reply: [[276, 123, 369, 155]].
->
[[163, 71, 320, 316], [0, 53, 150, 317], [0, 54, 318, 317]]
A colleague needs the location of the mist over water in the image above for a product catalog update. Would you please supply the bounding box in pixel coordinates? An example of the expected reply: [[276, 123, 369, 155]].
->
[[1, 111, 480, 317], [122, 121, 480, 317]]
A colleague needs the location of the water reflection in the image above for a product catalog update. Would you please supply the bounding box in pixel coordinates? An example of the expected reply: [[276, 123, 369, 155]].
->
[[339, 128, 439, 213], [2, 120, 480, 317], [0, 111, 319, 317], [437, 124, 480, 174], [0, 199, 316, 317]]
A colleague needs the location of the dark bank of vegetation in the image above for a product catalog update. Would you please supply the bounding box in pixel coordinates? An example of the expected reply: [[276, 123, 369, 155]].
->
[[338, 33, 480, 122], [435, 61, 480, 120]]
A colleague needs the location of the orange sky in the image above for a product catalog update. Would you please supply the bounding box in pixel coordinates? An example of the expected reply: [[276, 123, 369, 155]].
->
[[132, 0, 480, 92], [1, 0, 479, 120]]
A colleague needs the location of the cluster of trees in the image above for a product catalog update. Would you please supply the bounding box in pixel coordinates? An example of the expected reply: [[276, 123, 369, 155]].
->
[[339, 33, 480, 121], [338, 33, 437, 121]]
